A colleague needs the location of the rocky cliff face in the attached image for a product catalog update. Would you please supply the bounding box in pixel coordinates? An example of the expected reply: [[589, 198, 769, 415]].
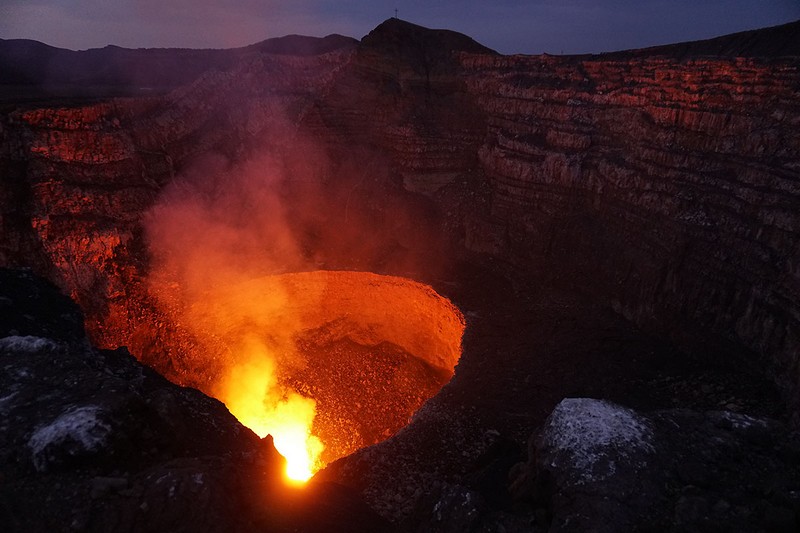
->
[[0, 47, 358, 352], [321, 20, 800, 414], [2, 20, 800, 406], [461, 51, 800, 407], [1, 17, 799, 530]]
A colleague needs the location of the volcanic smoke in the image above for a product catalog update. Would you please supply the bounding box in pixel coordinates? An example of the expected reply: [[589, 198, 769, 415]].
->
[[142, 143, 464, 481], [143, 149, 325, 480]]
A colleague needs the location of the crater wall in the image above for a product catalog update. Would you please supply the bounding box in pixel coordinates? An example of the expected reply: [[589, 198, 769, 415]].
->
[[1, 20, 799, 411], [459, 53, 800, 407]]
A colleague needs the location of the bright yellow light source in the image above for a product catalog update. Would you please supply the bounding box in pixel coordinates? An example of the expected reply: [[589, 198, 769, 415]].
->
[[272, 421, 323, 483], [219, 340, 324, 484]]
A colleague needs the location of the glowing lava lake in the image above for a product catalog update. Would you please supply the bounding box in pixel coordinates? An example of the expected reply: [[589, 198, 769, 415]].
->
[[132, 271, 465, 481]]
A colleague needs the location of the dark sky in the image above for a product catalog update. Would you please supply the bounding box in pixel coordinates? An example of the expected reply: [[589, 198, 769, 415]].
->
[[1, 0, 799, 55]]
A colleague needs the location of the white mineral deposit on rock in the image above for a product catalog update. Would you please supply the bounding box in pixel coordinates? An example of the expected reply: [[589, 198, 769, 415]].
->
[[0, 336, 58, 353], [540, 398, 654, 483], [28, 405, 112, 471]]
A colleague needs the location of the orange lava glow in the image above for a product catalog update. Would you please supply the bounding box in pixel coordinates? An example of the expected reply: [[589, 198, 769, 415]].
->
[[220, 340, 323, 482], [138, 271, 464, 481], [137, 153, 464, 481]]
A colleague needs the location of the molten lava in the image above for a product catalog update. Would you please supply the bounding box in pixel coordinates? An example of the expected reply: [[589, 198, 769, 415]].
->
[[220, 340, 323, 482], [136, 271, 465, 481]]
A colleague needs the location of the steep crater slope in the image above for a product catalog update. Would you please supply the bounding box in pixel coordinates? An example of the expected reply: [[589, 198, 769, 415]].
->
[[460, 50, 800, 407], [307, 18, 800, 411]]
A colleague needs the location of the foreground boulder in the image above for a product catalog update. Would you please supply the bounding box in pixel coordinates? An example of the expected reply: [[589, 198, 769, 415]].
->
[[0, 268, 388, 532], [511, 398, 800, 532]]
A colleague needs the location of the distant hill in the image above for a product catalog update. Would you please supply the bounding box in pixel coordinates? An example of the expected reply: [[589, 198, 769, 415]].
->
[[362, 18, 496, 57], [0, 34, 356, 103], [601, 19, 800, 59], [2, 18, 798, 105], [357, 18, 497, 78]]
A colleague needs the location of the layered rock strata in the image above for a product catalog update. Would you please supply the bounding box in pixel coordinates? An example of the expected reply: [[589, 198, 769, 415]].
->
[[3, 21, 798, 411], [460, 51, 800, 408]]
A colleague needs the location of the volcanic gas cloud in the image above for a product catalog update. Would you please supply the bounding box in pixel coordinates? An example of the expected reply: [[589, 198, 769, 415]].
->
[[141, 146, 464, 481]]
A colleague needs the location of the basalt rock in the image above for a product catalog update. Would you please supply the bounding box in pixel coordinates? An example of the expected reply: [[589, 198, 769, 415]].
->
[[0, 268, 389, 532], [384, 398, 800, 531], [509, 398, 800, 532]]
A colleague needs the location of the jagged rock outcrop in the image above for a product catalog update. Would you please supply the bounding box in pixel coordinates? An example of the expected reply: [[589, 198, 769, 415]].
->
[[0, 268, 389, 532], [509, 398, 800, 532]]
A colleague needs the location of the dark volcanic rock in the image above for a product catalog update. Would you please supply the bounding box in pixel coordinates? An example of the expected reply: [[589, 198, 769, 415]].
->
[[0, 269, 389, 532], [510, 398, 800, 532]]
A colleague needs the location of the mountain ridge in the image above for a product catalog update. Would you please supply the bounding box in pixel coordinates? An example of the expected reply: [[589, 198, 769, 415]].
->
[[600, 18, 800, 59], [2, 18, 798, 103], [0, 33, 357, 102]]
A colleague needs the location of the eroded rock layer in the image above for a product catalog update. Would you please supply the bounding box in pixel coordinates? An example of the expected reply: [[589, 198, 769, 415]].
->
[[3, 19, 798, 408], [461, 52, 800, 406]]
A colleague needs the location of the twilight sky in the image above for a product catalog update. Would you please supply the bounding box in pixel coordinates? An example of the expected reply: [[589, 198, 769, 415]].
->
[[1, 0, 799, 55]]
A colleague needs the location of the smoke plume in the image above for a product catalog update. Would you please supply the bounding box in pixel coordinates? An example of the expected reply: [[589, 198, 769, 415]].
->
[[143, 141, 331, 478]]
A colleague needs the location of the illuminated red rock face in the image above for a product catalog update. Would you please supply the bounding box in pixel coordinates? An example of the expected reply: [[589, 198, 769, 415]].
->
[[131, 271, 465, 480], [1, 21, 799, 430]]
